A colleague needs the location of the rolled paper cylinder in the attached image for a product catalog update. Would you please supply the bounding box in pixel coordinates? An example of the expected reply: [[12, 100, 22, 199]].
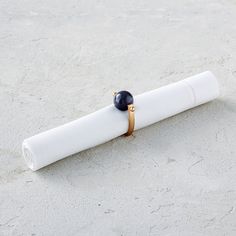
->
[[22, 71, 219, 171]]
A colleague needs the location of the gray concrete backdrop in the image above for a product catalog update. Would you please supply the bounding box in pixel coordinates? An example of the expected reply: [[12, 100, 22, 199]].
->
[[0, 0, 236, 235]]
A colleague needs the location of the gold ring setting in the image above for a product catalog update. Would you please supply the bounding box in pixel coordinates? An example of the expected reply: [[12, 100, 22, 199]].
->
[[113, 90, 135, 136]]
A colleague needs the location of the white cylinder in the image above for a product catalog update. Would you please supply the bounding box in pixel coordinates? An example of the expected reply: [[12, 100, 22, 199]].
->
[[22, 71, 219, 171]]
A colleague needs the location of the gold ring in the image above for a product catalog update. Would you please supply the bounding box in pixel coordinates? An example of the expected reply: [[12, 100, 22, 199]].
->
[[125, 104, 135, 136], [113, 91, 135, 136]]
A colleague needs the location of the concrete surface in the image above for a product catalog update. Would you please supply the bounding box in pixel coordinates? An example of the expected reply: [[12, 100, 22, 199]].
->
[[0, 0, 236, 235]]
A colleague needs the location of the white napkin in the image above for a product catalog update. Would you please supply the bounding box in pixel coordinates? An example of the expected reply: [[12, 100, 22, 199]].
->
[[22, 71, 219, 171]]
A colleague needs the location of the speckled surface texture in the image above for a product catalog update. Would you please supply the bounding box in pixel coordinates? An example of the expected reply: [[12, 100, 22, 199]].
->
[[0, 0, 236, 235]]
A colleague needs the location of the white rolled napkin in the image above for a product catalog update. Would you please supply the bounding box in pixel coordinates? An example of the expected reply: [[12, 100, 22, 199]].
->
[[22, 71, 219, 171]]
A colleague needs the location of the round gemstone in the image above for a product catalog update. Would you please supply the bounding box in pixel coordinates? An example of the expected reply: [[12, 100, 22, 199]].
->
[[114, 90, 134, 111]]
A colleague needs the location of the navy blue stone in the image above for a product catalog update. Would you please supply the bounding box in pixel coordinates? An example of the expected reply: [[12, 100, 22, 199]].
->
[[114, 90, 133, 111]]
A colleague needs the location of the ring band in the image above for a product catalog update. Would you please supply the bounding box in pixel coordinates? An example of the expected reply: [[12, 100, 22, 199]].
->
[[113, 91, 135, 136], [125, 104, 135, 136]]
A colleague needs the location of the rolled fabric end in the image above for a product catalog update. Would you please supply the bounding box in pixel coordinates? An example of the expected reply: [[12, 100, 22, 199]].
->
[[183, 71, 220, 105], [22, 140, 37, 171], [22, 71, 219, 171]]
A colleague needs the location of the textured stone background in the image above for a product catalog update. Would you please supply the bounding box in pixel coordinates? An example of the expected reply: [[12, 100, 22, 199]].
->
[[0, 0, 236, 235]]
